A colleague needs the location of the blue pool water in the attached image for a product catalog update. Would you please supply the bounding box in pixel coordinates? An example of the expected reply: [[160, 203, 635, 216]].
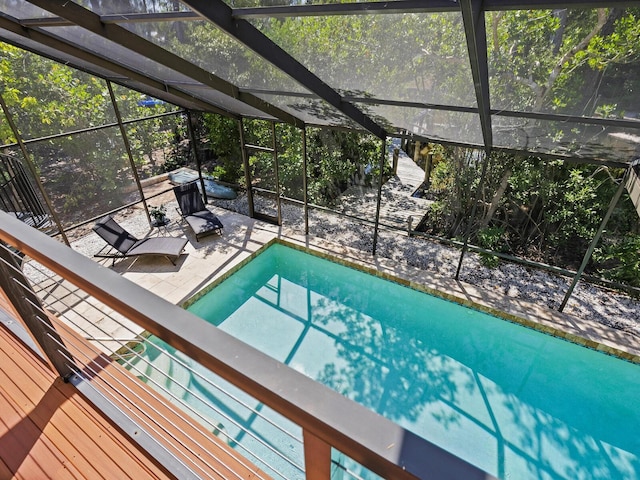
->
[[130, 243, 640, 479]]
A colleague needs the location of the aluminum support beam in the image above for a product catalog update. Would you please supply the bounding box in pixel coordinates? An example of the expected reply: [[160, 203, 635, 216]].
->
[[107, 81, 151, 223], [459, 0, 493, 151], [559, 168, 630, 311], [456, 0, 494, 277], [234, 0, 640, 17], [302, 127, 309, 235], [0, 14, 229, 115], [244, 88, 640, 131], [233, 0, 459, 18], [181, 0, 388, 140], [17, 0, 640, 25]]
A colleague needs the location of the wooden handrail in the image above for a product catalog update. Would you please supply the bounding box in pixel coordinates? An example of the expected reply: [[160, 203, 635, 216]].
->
[[0, 210, 495, 480]]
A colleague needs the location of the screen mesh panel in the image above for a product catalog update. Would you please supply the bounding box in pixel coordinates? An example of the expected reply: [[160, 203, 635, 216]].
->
[[29, 127, 141, 227], [224, 0, 403, 6], [177, 85, 278, 118], [276, 123, 304, 202], [355, 103, 483, 146], [124, 114, 188, 181], [1, 2, 638, 164], [0, 33, 122, 81], [1, 50, 116, 140], [251, 12, 476, 108], [41, 26, 198, 85], [256, 94, 361, 128], [0, 1, 54, 19], [492, 115, 640, 164], [112, 84, 182, 122], [120, 20, 306, 93], [73, 0, 191, 15], [487, 8, 640, 122]]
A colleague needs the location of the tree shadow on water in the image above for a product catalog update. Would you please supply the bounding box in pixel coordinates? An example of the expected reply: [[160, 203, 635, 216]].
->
[[308, 295, 640, 480], [311, 296, 470, 425]]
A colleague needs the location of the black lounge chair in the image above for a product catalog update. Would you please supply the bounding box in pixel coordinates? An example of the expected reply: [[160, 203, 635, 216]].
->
[[173, 181, 223, 241], [92, 215, 188, 265]]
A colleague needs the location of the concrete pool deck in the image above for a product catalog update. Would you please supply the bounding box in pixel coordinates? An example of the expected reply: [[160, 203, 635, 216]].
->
[[121, 208, 640, 363], [25, 197, 640, 364]]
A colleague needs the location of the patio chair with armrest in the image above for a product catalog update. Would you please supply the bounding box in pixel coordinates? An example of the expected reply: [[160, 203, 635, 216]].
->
[[92, 215, 188, 266], [173, 181, 224, 241]]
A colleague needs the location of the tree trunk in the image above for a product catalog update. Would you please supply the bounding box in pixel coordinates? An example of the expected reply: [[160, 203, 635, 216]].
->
[[480, 167, 512, 229]]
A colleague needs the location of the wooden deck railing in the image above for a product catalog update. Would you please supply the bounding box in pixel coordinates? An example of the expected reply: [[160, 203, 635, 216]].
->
[[0, 210, 495, 480]]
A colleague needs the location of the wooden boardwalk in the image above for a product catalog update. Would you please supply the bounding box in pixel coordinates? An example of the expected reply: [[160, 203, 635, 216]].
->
[[336, 148, 432, 230]]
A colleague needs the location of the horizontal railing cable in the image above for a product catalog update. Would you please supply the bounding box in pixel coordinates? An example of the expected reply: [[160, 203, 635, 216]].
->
[[33, 315, 245, 480], [22, 258, 299, 479], [26, 257, 305, 463], [123, 337, 304, 443], [27, 282, 288, 480], [118, 349, 303, 480], [331, 461, 368, 480], [17, 297, 210, 477], [75, 322, 302, 478], [26, 254, 304, 446], [6, 256, 268, 480]]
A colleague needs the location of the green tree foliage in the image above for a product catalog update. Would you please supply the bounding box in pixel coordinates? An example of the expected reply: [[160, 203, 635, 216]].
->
[[594, 234, 640, 288], [1, 42, 110, 139], [426, 147, 483, 238], [489, 8, 640, 115], [423, 147, 638, 281], [111, 84, 185, 178], [202, 114, 243, 183], [306, 128, 382, 206], [255, 13, 475, 108], [201, 113, 382, 205]]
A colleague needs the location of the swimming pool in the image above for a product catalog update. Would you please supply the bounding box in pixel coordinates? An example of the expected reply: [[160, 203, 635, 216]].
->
[[128, 242, 640, 479]]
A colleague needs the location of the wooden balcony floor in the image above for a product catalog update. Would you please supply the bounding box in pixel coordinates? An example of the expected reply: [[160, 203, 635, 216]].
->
[[0, 298, 268, 480], [0, 317, 175, 479]]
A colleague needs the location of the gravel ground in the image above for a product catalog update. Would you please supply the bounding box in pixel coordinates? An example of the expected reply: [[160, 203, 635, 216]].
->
[[206, 192, 640, 338]]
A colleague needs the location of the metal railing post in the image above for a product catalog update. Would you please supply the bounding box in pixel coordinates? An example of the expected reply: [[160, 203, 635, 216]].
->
[[0, 244, 76, 379]]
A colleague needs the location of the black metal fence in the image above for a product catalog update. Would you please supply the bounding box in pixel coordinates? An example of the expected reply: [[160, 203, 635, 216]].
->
[[0, 152, 52, 231]]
